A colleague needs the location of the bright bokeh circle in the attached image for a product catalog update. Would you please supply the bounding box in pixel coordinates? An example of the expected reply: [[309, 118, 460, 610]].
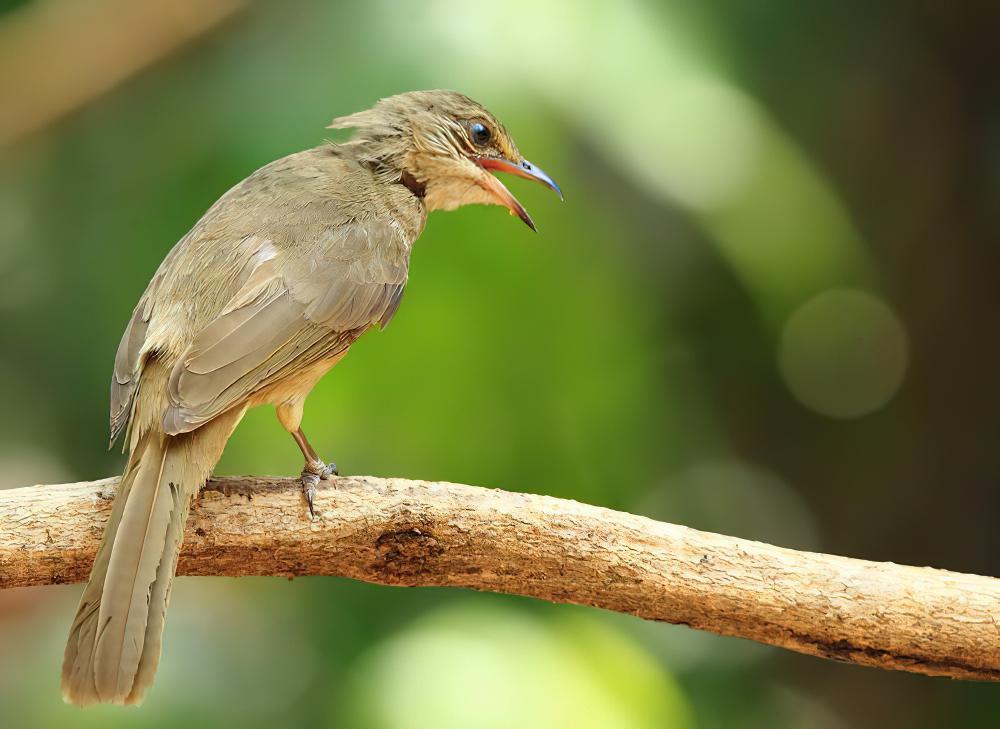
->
[[779, 289, 908, 419]]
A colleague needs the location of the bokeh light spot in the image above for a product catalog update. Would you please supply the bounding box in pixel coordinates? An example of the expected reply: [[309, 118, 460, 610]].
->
[[339, 603, 693, 729], [779, 289, 908, 418]]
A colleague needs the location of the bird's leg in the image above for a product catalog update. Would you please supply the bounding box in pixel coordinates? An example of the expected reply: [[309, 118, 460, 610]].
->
[[291, 427, 337, 516], [276, 403, 338, 516]]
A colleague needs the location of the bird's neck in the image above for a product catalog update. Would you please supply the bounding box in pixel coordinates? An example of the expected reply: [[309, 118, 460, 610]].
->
[[330, 136, 406, 179], [332, 139, 491, 212]]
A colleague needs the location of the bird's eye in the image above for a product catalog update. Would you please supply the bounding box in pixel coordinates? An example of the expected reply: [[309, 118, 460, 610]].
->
[[470, 122, 492, 146]]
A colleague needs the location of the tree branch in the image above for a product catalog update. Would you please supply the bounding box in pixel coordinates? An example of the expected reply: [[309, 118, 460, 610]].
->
[[2, 475, 998, 680]]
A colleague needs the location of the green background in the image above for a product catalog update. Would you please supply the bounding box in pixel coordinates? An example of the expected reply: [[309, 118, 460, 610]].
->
[[1, 1, 999, 727]]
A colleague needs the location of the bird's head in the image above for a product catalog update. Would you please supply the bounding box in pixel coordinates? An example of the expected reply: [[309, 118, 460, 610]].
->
[[329, 90, 562, 230]]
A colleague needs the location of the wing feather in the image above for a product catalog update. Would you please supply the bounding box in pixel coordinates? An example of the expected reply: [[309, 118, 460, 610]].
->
[[110, 277, 161, 446], [162, 221, 410, 435]]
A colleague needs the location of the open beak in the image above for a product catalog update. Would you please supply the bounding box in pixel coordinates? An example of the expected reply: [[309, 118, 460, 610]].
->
[[476, 157, 563, 231]]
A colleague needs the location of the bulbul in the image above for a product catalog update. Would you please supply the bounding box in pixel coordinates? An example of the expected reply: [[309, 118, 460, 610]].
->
[[62, 90, 561, 706]]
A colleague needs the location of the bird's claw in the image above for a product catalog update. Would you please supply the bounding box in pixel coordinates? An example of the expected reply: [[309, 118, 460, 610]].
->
[[300, 471, 319, 517], [299, 459, 338, 517]]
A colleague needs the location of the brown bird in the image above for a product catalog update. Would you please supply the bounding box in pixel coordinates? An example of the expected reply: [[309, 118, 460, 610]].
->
[[61, 90, 561, 706]]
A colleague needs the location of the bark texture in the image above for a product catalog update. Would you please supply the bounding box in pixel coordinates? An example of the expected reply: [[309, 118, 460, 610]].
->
[[2, 475, 998, 680]]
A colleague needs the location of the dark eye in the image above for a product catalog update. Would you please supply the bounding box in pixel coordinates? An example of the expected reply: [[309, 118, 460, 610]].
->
[[470, 122, 491, 146]]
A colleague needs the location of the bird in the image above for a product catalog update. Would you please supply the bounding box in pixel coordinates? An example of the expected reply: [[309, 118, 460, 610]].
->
[[61, 90, 561, 706]]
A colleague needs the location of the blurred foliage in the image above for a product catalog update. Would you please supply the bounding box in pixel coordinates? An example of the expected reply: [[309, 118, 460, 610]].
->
[[1, 0, 999, 727]]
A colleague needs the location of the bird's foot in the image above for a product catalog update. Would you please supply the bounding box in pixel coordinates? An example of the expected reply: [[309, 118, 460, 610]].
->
[[300, 459, 338, 517]]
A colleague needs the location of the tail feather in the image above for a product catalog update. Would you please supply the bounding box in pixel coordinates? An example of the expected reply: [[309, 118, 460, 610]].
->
[[127, 475, 193, 704], [62, 406, 243, 707], [62, 447, 145, 705], [92, 432, 186, 702], [61, 432, 191, 706]]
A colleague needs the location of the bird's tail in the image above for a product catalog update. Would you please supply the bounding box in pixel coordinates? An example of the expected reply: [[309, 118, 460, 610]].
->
[[62, 411, 239, 706]]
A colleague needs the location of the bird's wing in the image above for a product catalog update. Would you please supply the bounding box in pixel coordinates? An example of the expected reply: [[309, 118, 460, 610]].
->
[[161, 220, 410, 435], [110, 271, 165, 446]]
